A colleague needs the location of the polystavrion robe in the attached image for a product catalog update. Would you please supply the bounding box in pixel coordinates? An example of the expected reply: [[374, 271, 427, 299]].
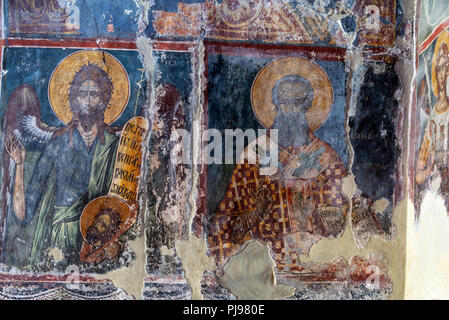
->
[[208, 132, 348, 272]]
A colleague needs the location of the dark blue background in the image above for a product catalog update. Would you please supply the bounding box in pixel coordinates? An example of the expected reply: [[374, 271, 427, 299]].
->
[[206, 54, 348, 216], [0, 47, 145, 128], [5, 0, 139, 39]]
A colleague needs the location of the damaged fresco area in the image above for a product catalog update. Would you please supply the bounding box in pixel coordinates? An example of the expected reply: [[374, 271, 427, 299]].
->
[[149, 0, 401, 47], [206, 53, 350, 269], [413, 0, 449, 221], [142, 0, 408, 300], [349, 57, 402, 248], [0, 47, 150, 298], [406, 0, 449, 299], [7, 0, 140, 39], [0, 0, 412, 300], [145, 50, 193, 278], [0, 47, 148, 273]]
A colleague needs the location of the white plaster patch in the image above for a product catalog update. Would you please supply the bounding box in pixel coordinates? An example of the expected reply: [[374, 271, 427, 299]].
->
[[342, 174, 356, 199], [406, 191, 449, 299], [160, 245, 174, 256], [431, 169, 442, 194], [94, 236, 146, 300], [133, 0, 154, 29], [175, 236, 215, 300], [372, 198, 389, 214], [217, 241, 295, 300], [48, 247, 63, 263]]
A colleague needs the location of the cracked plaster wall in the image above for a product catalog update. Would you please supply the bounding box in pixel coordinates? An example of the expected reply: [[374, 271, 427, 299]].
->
[[137, 0, 414, 300], [0, 0, 431, 300]]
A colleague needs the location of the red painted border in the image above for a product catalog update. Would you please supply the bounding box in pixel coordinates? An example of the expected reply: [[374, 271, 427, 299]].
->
[[0, 39, 397, 61], [362, 47, 399, 62], [205, 40, 347, 61], [205, 40, 397, 63], [152, 41, 193, 52], [1, 38, 137, 50], [0, 39, 197, 53], [0, 273, 107, 283], [418, 16, 449, 55]]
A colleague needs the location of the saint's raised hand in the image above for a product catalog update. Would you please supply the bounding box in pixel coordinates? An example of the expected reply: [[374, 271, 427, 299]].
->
[[5, 135, 26, 165]]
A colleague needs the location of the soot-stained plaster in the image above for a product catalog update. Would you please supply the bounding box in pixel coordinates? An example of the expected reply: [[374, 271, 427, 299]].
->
[[0, 0, 415, 300]]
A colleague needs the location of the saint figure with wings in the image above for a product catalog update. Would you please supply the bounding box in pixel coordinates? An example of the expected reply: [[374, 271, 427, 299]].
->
[[2, 58, 123, 267]]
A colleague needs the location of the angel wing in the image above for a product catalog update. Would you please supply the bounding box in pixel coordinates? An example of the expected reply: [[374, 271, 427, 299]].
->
[[3, 84, 57, 147], [14, 113, 57, 145]]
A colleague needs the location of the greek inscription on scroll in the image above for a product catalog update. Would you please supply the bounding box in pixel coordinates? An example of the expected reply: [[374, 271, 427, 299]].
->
[[109, 117, 148, 202]]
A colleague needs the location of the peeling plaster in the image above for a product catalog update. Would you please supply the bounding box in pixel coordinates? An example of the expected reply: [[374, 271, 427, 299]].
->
[[297, 4, 414, 296], [134, 0, 153, 32], [217, 241, 295, 300], [342, 174, 356, 200], [406, 192, 449, 299], [159, 245, 174, 256], [301, 197, 407, 299], [372, 198, 390, 214], [295, 1, 415, 300], [48, 248, 63, 263], [346, 48, 367, 118], [175, 237, 216, 300], [136, 36, 155, 81], [87, 27, 158, 302], [94, 236, 146, 300], [173, 41, 215, 301]]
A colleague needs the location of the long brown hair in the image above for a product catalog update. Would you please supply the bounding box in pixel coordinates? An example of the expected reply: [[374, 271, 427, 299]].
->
[[0, 85, 41, 259], [53, 63, 116, 145]]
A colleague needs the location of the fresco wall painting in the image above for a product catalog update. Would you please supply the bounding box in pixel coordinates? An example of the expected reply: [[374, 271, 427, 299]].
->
[[0, 0, 414, 300]]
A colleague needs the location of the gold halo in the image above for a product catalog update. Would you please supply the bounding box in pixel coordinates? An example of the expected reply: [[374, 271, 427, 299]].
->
[[251, 56, 334, 131], [432, 30, 449, 98], [48, 50, 130, 125], [79, 195, 133, 244]]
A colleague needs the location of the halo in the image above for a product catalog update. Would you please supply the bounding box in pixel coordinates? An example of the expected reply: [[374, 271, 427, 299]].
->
[[431, 30, 449, 98], [79, 195, 134, 244], [48, 50, 130, 125], [251, 56, 333, 131]]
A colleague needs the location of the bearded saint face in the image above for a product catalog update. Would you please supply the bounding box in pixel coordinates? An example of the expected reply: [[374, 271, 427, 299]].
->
[[86, 208, 121, 250], [75, 79, 104, 132], [271, 75, 315, 147], [68, 63, 114, 131]]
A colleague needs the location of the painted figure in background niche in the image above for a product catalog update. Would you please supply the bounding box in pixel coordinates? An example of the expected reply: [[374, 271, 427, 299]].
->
[[416, 32, 449, 209], [146, 83, 189, 267], [208, 57, 349, 272], [3, 51, 130, 267], [9, 0, 80, 34]]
